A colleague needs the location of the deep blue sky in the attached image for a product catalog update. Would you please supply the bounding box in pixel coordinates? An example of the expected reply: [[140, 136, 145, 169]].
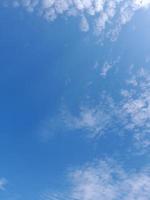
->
[[0, 1, 150, 200]]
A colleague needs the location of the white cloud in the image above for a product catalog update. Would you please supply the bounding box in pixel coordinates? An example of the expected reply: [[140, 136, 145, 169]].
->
[[3, 0, 150, 40], [134, 0, 150, 8], [0, 178, 7, 191], [37, 65, 150, 151], [119, 68, 150, 149], [61, 96, 115, 137], [71, 160, 150, 200], [38, 94, 117, 142], [100, 62, 112, 77], [61, 67, 150, 150], [41, 159, 150, 200], [80, 16, 89, 32], [94, 57, 120, 77]]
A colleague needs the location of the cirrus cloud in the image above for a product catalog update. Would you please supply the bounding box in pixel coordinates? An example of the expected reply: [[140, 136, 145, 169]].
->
[[40, 67, 150, 152], [41, 159, 150, 200]]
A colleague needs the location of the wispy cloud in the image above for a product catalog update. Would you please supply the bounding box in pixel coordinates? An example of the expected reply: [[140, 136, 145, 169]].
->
[[100, 62, 113, 77], [38, 104, 112, 141], [40, 191, 68, 200], [3, 0, 150, 40], [0, 178, 7, 191], [41, 159, 150, 200], [119, 68, 150, 149], [80, 16, 89, 32], [61, 96, 116, 138], [39, 67, 150, 151], [63, 67, 150, 150]]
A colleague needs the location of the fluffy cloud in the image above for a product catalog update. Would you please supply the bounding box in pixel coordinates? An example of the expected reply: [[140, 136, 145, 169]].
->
[[3, 0, 150, 40], [134, 0, 150, 8], [41, 159, 150, 200]]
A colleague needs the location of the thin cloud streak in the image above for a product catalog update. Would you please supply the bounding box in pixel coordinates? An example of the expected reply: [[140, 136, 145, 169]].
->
[[0, 178, 7, 191]]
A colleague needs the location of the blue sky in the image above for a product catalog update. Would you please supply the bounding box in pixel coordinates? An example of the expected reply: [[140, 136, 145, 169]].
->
[[0, 0, 150, 200]]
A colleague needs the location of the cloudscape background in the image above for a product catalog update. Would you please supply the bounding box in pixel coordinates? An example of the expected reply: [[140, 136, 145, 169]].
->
[[0, 0, 150, 199]]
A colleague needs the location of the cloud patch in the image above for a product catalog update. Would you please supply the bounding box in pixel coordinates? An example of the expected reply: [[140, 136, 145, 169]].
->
[[119, 68, 150, 149], [39, 67, 150, 151], [0, 178, 7, 191], [62, 106, 110, 137], [3, 0, 150, 40], [41, 159, 150, 200]]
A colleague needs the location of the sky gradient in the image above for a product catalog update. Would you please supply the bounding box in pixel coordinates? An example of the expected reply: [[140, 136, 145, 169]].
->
[[0, 0, 150, 200]]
